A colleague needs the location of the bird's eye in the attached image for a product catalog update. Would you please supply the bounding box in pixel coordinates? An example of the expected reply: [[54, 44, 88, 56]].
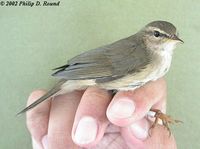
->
[[154, 31, 160, 37]]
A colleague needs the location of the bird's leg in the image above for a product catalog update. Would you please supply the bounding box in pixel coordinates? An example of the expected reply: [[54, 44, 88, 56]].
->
[[148, 108, 183, 137], [148, 113, 159, 136], [110, 89, 118, 96]]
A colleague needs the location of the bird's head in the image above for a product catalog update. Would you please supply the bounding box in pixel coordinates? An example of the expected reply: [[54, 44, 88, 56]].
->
[[141, 21, 183, 53]]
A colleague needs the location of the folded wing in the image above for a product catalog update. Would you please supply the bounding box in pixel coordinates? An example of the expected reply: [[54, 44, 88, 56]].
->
[[52, 37, 151, 83]]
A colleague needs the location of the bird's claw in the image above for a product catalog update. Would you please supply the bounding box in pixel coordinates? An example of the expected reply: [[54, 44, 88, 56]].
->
[[148, 109, 182, 137]]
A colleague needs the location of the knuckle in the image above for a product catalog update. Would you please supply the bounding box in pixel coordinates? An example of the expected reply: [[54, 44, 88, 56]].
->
[[48, 130, 72, 143]]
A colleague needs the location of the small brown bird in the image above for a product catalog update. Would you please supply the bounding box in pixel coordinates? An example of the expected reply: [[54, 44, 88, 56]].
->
[[18, 21, 183, 132]]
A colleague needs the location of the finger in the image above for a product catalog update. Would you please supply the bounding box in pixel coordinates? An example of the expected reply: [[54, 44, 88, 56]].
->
[[95, 124, 127, 149], [120, 91, 167, 141], [72, 87, 113, 148], [147, 90, 167, 124], [121, 120, 177, 149], [107, 78, 167, 126], [47, 91, 82, 149], [26, 90, 51, 149], [144, 125, 177, 149]]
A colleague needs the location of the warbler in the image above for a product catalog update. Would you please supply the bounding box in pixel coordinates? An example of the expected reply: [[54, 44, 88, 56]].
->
[[18, 21, 183, 130]]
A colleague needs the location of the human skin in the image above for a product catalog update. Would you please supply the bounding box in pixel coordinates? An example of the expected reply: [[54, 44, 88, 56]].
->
[[26, 78, 177, 149]]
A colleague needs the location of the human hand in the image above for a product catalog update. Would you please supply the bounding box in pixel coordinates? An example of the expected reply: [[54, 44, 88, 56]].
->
[[26, 78, 177, 149]]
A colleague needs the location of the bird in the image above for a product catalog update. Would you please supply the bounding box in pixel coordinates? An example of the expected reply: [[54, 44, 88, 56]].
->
[[18, 20, 183, 132]]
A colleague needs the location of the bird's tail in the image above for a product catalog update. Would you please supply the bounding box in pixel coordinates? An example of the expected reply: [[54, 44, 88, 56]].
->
[[17, 79, 66, 115]]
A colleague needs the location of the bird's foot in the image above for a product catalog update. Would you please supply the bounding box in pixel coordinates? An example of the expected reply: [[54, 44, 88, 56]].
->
[[148, 108, 182, 137]]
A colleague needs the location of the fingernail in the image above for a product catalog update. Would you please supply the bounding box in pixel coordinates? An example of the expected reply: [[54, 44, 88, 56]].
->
[[32, 137, 43, 149], [108, 98, 135, 119], [147, 111, 163, 125], [73, 116, 98, 145], [130, 119, 149, 140], [42, 135, 48, 149]]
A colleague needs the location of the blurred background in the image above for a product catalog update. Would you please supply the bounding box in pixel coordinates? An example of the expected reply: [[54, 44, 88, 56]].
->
[[0, 0, 199, 148]]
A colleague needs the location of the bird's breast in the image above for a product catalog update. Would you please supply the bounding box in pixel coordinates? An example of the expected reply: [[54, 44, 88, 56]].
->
[[153, 50, 172, 80]]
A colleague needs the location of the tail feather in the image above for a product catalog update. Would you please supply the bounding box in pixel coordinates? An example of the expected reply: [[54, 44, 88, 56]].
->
[[17, 80, 66, 115]]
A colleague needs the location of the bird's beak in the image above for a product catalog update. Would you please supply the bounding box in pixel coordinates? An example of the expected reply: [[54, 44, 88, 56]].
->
[[171, 34, 184, 43]]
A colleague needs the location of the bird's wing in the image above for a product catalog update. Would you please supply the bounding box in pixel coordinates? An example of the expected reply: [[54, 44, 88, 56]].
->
[[52, 36, 151, 83]]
